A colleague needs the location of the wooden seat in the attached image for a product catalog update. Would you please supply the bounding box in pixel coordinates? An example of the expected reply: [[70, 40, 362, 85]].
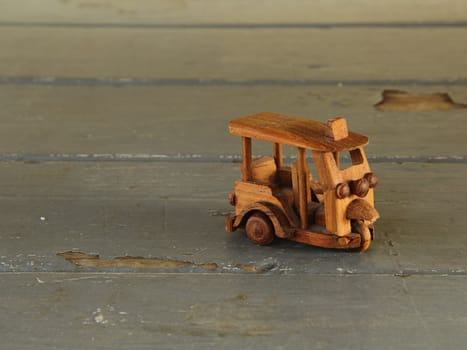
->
[[251, 156, 277, 185]]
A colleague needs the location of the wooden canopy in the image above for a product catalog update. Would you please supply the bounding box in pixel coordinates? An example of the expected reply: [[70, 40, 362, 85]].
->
[[229, 112, 368, 152]]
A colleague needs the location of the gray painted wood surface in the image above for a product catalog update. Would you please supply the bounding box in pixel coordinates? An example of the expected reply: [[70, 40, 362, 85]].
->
[[0, 162, 466, 274], [2, 273, 466, 350], [0, 1, 466, 349], [1, 27, 466, 80], [0, 86, 466, 157], [1, 0, 467, 24]]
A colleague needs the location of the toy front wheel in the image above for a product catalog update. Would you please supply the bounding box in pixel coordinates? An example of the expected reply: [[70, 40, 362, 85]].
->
[[245, 212, 274, 245]]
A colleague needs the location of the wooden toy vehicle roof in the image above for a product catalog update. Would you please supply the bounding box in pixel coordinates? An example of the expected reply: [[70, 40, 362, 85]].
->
[[229, 112, 368, 152]]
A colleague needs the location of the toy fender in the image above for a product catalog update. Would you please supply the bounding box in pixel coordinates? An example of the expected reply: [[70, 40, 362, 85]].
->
[[232, 202, 294, 239]]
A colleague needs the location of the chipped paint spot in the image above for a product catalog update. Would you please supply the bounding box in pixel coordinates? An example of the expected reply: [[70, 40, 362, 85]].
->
[[93, 308, 107, 324]]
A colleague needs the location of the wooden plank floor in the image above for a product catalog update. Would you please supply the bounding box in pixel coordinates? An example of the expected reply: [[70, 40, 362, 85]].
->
[[0, 1, 467, 349]]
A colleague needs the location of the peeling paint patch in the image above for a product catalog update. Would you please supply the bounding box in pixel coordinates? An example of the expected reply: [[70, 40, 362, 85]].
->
[[57, 251, 218, 271], [235, 259, 278, 273], [374, 90, 467, 111]]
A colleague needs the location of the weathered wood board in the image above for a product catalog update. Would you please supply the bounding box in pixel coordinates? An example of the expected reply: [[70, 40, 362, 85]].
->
[[1, 273, 466, 350], [2, 0, 467, 24], [0, 86, 466, 157], [1, 27, 467, 81], [0, 162, 465, 275]]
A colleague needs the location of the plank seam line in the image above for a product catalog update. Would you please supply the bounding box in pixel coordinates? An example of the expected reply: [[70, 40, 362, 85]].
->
[[2, 154, 467, 164], [1, 77, 467, 87], [1, 21, 467, 29], [0, 271, 466, 276]]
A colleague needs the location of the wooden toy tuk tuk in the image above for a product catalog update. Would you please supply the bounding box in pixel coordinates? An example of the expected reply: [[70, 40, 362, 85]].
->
[[225, 112, 379, 252]]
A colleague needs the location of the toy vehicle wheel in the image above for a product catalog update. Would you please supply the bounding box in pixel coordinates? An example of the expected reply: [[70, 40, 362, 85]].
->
[[245, 212, 274, 245]]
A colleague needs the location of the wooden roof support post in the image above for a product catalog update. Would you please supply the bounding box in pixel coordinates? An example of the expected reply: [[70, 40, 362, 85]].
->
[[273, 143, 283, 169], [297, 147, 308, 229], [333, 151, 340, 169], [241, 137, 252, 181]]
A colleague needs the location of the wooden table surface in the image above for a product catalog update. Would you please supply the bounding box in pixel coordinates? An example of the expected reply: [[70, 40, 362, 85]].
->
[[1, 1, 466, 349]]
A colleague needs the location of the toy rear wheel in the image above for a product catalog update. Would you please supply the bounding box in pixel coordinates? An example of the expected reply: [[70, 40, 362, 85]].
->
[[245, 212, 274, 245]]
